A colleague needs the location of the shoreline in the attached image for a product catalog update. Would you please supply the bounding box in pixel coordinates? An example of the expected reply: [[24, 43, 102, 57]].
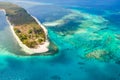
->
[[1, 9, 50, 54]]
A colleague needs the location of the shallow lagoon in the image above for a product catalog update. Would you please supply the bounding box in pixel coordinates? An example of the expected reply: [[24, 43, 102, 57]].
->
[[0, 1, 120, 80]]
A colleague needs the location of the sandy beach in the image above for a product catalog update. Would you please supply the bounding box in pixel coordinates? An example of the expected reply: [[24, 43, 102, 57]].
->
[[1, 9, 49, 54]]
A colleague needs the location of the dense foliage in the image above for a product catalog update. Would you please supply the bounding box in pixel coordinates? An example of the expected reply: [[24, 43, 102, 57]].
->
[[0, 2, 46, 48]]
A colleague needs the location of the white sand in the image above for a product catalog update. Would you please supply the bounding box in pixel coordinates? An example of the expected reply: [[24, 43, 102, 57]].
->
[[0, 9, 49, 54]]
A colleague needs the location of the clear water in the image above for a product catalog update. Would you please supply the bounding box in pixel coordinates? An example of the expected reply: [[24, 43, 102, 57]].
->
[[0, 0, 120, 80]]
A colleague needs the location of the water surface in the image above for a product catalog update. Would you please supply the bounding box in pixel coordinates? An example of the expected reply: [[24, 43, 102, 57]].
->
[[0, 1, 120, 80]]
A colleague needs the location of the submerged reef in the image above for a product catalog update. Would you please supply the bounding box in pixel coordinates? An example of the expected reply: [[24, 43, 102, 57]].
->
[[86, 32, 120, 61], [46, 9, 120, 61]]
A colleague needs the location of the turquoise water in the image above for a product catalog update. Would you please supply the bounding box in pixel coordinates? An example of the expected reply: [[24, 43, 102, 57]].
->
[[0, 1, 120, 80]]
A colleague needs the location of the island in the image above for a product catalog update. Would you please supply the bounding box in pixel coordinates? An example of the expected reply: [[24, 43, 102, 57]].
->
[[0, 2, 50, 54]]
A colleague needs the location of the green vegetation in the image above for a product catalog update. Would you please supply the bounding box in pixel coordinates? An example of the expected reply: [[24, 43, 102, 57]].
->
[[0, 2, 46, 48]]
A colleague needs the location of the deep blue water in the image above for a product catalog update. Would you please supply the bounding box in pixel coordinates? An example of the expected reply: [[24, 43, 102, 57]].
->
[[0, 0, 120, 80]]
